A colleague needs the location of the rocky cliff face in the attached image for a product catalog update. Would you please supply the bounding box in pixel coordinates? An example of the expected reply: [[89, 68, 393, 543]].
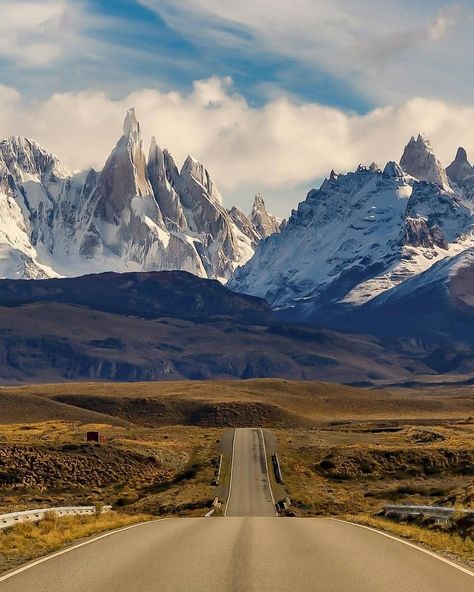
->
[[0, 109, 279, 281]]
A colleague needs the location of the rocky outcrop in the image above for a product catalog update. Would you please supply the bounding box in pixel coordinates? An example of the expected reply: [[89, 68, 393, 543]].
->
[[402, 218, 448, 250]]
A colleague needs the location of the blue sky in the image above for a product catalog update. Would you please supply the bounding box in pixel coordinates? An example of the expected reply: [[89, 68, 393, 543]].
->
[[2, 0, 372, 112], [0, 0, 473, 216]]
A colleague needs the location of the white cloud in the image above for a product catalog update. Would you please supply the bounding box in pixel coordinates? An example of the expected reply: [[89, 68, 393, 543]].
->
[[1, 78, 474, 217], [0, 0, 92, 67], [138, 0, 467, 104], [428, 10, 458, 41]]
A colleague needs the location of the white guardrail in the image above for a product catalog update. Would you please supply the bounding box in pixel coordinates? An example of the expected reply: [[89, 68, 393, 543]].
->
[[0, 505, 112, 530], [383, 505, 474, 524], [384, 505, 473, 516]]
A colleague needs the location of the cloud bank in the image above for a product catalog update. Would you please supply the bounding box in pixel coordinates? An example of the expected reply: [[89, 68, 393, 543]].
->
[[1, 78, 473, 216], [0, 0, 89, 67]]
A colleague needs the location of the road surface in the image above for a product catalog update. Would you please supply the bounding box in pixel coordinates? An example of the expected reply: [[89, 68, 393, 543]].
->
[[1, 517, 472, 591], [224, 428, 276, 517], [1, 427, 472, 591]]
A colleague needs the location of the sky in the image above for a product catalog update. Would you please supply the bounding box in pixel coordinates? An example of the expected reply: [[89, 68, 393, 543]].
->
[[0, 0, 473, 216]]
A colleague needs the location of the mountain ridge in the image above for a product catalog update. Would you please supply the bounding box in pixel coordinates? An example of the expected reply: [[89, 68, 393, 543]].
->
[[231, 135, 474, 333], [0, 109, 280, 282], [0, 270, 427, 384]]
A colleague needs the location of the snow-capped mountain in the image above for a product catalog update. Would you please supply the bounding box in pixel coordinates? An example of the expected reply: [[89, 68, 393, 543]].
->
[[0, 109, 279, 281], [335, 246, 474, 349], [228, 194, 282, 248], [230, 134, 474, 324]]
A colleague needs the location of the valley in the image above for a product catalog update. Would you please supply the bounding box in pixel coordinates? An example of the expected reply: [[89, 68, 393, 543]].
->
[[3, 2, 474, 589]]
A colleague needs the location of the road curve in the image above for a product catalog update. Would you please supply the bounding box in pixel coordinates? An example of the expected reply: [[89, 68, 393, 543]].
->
[[225, 428, 276, 517], [1, 517, 472, 591]]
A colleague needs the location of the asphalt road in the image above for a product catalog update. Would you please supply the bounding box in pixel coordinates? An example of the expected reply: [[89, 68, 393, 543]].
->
[[224, 428, 276, 517], [1, 517, 472, 591], [1, 427, 472, 591]]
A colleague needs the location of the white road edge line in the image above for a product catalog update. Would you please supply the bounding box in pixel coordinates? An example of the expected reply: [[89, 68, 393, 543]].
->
[[331, 518, 474, 579], [259, 428, 278, 516], [223, 429, 236, 516], [0, 518, 170, 583]]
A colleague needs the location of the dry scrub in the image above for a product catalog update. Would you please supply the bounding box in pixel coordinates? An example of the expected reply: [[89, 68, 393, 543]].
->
[[277, 420, 474, 516], [0, 422, 221, 516], [344, 515, 474, 566], [0, 511, 152, 574]]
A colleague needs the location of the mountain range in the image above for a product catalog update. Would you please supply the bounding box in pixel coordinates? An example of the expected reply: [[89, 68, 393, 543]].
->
[[3, 114, 474, 384], [0, 109, 280, 281], [0, 271, 420, 384], [231, 134, 474, 347]]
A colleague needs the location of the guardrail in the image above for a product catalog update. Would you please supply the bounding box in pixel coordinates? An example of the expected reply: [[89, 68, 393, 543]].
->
[[0, 505, 112, 530], [382, 505, 474, 524], [272, 453, 284, 484], [214, 455, 223, 486]]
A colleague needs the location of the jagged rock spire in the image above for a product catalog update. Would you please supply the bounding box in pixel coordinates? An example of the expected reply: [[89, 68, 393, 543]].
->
[[250, 193, 280, 238], [382, 161, 404, 179], [147, 137, 188, 231], [123, 108, 140, 140], [400, 134, 451, 191], [181, 154, 223, 205], [446, 146, 474, 196], [454, 147, 469, 164]]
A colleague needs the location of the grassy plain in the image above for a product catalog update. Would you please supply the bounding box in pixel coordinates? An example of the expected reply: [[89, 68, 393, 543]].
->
[[1, 379, 473, 571]]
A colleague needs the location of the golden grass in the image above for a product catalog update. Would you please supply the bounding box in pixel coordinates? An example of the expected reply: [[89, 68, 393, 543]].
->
[[345, 514, 474, 563], [0, 511, 152, 574], [2, 379, 474, 424]]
